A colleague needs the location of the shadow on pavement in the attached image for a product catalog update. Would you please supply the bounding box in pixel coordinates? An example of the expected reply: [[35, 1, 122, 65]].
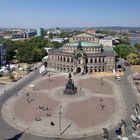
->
[[4, 128, 29, 140]]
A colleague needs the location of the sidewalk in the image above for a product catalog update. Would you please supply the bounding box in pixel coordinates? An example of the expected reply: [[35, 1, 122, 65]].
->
[[128, 74, 140, 97], [0, 62, 42, 96]]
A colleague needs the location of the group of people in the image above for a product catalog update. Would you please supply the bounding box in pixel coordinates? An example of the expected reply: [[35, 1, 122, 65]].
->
[[38, 105, 52, 111]]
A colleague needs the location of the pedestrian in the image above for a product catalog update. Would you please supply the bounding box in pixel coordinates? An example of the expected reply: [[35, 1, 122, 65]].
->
[[101, 105, 105, 110], [51, 121, 55, 126]]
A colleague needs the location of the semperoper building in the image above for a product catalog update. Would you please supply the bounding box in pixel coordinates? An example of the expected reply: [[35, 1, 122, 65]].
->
[[47, 33, 116, 74]]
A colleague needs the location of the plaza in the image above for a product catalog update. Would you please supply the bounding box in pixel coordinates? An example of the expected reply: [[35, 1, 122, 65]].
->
[[2, 71, 125, 138]]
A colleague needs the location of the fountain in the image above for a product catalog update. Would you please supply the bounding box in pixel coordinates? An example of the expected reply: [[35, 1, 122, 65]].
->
[[63, 73, 77, 95]]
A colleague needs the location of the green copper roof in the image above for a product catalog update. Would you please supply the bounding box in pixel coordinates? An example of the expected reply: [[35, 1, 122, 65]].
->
[[65, 41, 100, 47]]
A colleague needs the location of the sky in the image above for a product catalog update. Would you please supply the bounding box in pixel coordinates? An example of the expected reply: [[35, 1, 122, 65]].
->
[[0, 0, 140, 28]]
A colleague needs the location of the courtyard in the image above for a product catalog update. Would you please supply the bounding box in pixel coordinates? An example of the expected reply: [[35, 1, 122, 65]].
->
[[2, 72, 125, 138]]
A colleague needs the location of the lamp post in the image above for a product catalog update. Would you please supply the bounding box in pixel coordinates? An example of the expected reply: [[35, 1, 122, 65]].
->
[[58, 105, 62, 135], [48, 74, 51, 81], [26, 93, 30, 103]]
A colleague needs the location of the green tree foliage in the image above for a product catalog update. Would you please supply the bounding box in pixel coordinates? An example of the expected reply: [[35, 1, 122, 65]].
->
[[2, 39, 16, 62], [16, 37, 47, 63], [126, 53, 140, 65], [117, 37, 130, 45], [114, 44, 136, 59], [59, 32, 70, 38], [51, 41, 63, 48], [48, 33, 53, 39], [134, 43, 140, 52], [2, 37, 63, 63], [9, 73, 15, 81]]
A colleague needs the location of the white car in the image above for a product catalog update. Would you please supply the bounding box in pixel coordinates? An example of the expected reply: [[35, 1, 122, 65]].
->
[[116, 75, 121, 81]]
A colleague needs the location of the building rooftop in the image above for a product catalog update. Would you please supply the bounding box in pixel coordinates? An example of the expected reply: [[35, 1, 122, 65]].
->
[[73, 33, 95, 38], [64, 41, 100, 48]]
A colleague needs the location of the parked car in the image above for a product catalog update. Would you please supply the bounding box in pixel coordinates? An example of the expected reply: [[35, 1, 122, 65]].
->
[[116, 75, 121, 81]]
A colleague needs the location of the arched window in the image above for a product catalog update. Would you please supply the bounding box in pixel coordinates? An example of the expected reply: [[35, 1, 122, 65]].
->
[[99, 58, 101, 63], [90, 67, 93, 73], [64, 57, 66, 62], [95, 66, 97, 72], [103, 66, 105, 72], [67, 57, 70, 62], [71, 58, 73, 63], [99, 66, 101, 72], [90, 58, 93, 63], [102, 57, 105, 63], [95, 58, 97, 63]]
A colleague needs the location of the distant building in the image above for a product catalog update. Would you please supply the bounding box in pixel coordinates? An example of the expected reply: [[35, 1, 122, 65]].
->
[[37, 28, 44, 37], [47, 27, 62, 35], [50, 38, 68, 43], [44, 47, 52, 52], [0, 44, 7, 68], [55, 27, 62, 34], [26, 31, 36, 38], [11, 33, 24, 39], [99, 38, 113, 47], [70, 33, 98, 42], [85, 29, 96, 35]]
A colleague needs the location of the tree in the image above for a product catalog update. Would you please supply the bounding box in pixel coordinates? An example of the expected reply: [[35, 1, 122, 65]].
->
[[114, 44, 135, 59], [126, 53, 140, 65], [117, 37, 130, 45], [51, 41, 63, 48], [48, 33, 53, 39], [2, 39, 16, 62], [9, 73, 15, 81], [134, 43, 140, 52], [59, 32, 70, 38], [16, 37, 47, 63]]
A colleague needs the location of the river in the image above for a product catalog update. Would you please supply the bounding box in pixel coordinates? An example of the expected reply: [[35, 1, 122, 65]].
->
[[129, 37, 140, 45]]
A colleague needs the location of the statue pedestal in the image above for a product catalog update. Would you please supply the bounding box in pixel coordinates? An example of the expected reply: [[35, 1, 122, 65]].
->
[[63, 73, 77, 95], [63, 89, 77, 95]]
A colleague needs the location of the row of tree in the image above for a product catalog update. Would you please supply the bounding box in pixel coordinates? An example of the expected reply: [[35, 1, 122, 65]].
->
[[1, 37, 64, 64], [114, 43, 140, 65]]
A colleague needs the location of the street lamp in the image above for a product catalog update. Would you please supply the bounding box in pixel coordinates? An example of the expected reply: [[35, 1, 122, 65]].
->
[[26, 93, 30, 103], [58, 105, 62, 135]]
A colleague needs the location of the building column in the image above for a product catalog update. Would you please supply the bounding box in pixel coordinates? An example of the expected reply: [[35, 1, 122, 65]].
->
[[97, 57, 99, 63], [88, 58, 90, 64]]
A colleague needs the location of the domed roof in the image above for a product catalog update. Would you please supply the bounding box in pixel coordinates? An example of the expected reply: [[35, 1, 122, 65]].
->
[[64, 41, 100, 48]]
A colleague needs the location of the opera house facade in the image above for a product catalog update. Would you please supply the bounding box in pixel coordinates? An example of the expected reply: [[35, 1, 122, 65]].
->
[[47, 33, 116, 74]]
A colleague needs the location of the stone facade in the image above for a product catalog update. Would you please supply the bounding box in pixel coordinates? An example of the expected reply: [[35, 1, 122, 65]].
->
[[47, 40, 116, 74]]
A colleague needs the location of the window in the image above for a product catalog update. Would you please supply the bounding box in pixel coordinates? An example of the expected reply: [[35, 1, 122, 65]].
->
[[90, 58, 93, 63], [95, 58, 97, 63], [95, 67, 97, 72], [67, 57, 70, 62], [99, 58, 101, 63], [71, 58, 73, 63]]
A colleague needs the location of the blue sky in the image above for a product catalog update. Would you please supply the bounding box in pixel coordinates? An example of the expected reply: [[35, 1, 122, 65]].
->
[[0, 0, 140, 28]]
